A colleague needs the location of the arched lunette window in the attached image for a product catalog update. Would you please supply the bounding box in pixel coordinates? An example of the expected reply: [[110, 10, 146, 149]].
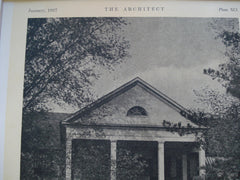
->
[[127, 106, 147, 116]]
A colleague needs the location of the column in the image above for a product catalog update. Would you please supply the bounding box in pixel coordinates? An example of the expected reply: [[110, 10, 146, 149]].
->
[[158, 141, 165, 180], [110, 140, 117, 180], [199, 146, 206, 177], [182, 154, 187, 180], [66, 138, 72, 180]]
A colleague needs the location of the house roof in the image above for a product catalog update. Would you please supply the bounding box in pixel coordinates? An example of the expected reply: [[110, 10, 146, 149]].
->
[[62, 77, 193, 125]]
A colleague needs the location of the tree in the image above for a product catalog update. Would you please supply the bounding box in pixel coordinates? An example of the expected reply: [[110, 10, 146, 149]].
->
[[204, 31, 240, 99], [23, 17, 129, 112], [196, 22, 240, 179], [21, 17, 130, 179]]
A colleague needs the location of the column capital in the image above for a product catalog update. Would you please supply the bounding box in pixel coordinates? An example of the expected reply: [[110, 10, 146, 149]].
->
[[66, 134, 73, 141], [110, 139, 117, 143], [157, 140, 165, 144], [66, 137, 73, 142]]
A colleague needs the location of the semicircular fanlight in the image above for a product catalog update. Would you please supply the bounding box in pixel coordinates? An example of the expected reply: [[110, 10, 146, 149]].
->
[[127, 106, 147, 116]]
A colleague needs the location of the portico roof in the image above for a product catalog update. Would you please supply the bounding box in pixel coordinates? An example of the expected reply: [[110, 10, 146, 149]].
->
[[62, 77, 204, 129]]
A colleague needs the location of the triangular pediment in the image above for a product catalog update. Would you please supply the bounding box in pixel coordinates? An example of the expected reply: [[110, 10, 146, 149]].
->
[[63, 77, 202, 129]]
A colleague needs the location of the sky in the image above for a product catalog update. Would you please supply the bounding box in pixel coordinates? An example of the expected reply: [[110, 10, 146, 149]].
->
[[51, 17, 239, 113], [89, 17, 239, 113]]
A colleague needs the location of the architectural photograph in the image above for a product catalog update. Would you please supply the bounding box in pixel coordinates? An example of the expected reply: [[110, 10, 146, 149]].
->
[[20, 17, 240, 180]]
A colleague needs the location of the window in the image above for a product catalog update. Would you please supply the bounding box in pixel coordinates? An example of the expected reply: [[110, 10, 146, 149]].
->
[[127, 106, 147, 116]]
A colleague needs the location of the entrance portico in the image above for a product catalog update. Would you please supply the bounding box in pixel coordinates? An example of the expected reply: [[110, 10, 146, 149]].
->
[[62, 77, 206, 180], [64, 126, 204, 180]]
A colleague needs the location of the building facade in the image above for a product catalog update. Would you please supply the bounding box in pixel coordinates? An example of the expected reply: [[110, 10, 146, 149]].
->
[[62, 77, 206, 180]]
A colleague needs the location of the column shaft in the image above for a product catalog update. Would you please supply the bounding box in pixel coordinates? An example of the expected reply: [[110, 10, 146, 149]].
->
[[158, 141, 165, 180], [182, 154, 187, 180], [111, 140, 117, 180], [66, 138, 72, 180], [199, 146, 206, 177]]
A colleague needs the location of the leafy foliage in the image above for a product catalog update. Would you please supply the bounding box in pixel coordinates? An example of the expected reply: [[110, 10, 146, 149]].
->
[[117, 148, 149, 180], [23, 17, 129, 112], [21, 17, 130, 179], [72, 140, 111, 180], [20, 112, 68, 179], [162, 119, 202, 137], [72, 140, 149, 180], [205, 158, 240, 180], [189, 101, 240, 179], [205, 105, 240, 158], [204, 30, 240, 99], [197, 20, 240, 179]]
